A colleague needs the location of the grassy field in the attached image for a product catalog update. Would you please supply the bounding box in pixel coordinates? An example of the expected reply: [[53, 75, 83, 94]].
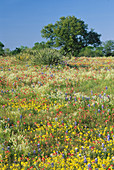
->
[[0, 56, 114, 169]]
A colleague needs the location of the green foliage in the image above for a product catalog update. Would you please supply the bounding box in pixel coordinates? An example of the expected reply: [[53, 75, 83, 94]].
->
[[11, 46, 28, 55], [78, 46, 104, 57], [32, 41, 49, 50], [0, 41, 5, 55], [41, 16, 101, 56], [11, 47, 22, 55], [15, 48, 39, 62], [78, 46, 94, 57], [85, 29, 101, 47], [4, 48, 11, 56], [20, 46, 28, 50], [18, 48, 38, 56], [33, 48, 63, 65], [94, 46, 104, 57], [103, 40, 114, 56]]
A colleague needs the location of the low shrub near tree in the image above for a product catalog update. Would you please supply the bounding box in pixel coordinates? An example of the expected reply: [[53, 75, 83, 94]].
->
[[33, 48, 63, 65]]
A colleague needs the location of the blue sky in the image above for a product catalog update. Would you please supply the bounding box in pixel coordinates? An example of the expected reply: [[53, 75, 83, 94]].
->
[[0, 0, 114, 50]]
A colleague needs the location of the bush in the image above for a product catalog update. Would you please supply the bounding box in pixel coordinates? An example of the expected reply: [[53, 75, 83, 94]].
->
[[78, 46, 95, 57], [14, 49, 39, 62], [33, 48, 63, 65], [78, 46, 104, 57]]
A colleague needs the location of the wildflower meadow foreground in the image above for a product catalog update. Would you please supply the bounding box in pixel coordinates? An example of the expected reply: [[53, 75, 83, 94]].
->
[[0, 56, 114, 170]]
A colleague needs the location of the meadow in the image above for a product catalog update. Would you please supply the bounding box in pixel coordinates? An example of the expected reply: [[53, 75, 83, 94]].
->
[[0, 56, 114, 170]]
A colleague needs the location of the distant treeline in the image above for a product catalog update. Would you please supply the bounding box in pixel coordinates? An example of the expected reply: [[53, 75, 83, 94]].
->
[[0, 40, 114, 57], [0, 16, 114, 57]]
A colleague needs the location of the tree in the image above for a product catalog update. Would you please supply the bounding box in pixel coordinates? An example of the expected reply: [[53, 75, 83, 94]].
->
[[84, 29, 101, 47], [32, 41, 48, 50], [20, 46, 28, 51], [0, 41, 5, 55], [103, 40, 114, 56], [10, 46, 28, 55], [11, 47, 21, 55], [41, 16, 101, 56]]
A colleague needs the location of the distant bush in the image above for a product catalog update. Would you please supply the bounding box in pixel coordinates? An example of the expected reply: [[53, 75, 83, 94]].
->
[[22, 48, 39, 56], [33, 48, 63, 65], [78, 46, 94, 57], [78, 46, 104, 57], [32, 41, 48, 50], [15, 49, 39, 62], [10, 46, 28, 56]]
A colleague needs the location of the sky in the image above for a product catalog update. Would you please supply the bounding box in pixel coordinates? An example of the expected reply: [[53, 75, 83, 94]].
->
[[0, 0, 114, 50]]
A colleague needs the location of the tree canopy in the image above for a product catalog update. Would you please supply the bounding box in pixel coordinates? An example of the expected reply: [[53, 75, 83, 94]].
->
[[41, 16, 101, 56]]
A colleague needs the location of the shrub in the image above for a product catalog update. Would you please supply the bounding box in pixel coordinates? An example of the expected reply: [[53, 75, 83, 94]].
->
[[78, 46, 95, 57], [33, 48, 63, 65]]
